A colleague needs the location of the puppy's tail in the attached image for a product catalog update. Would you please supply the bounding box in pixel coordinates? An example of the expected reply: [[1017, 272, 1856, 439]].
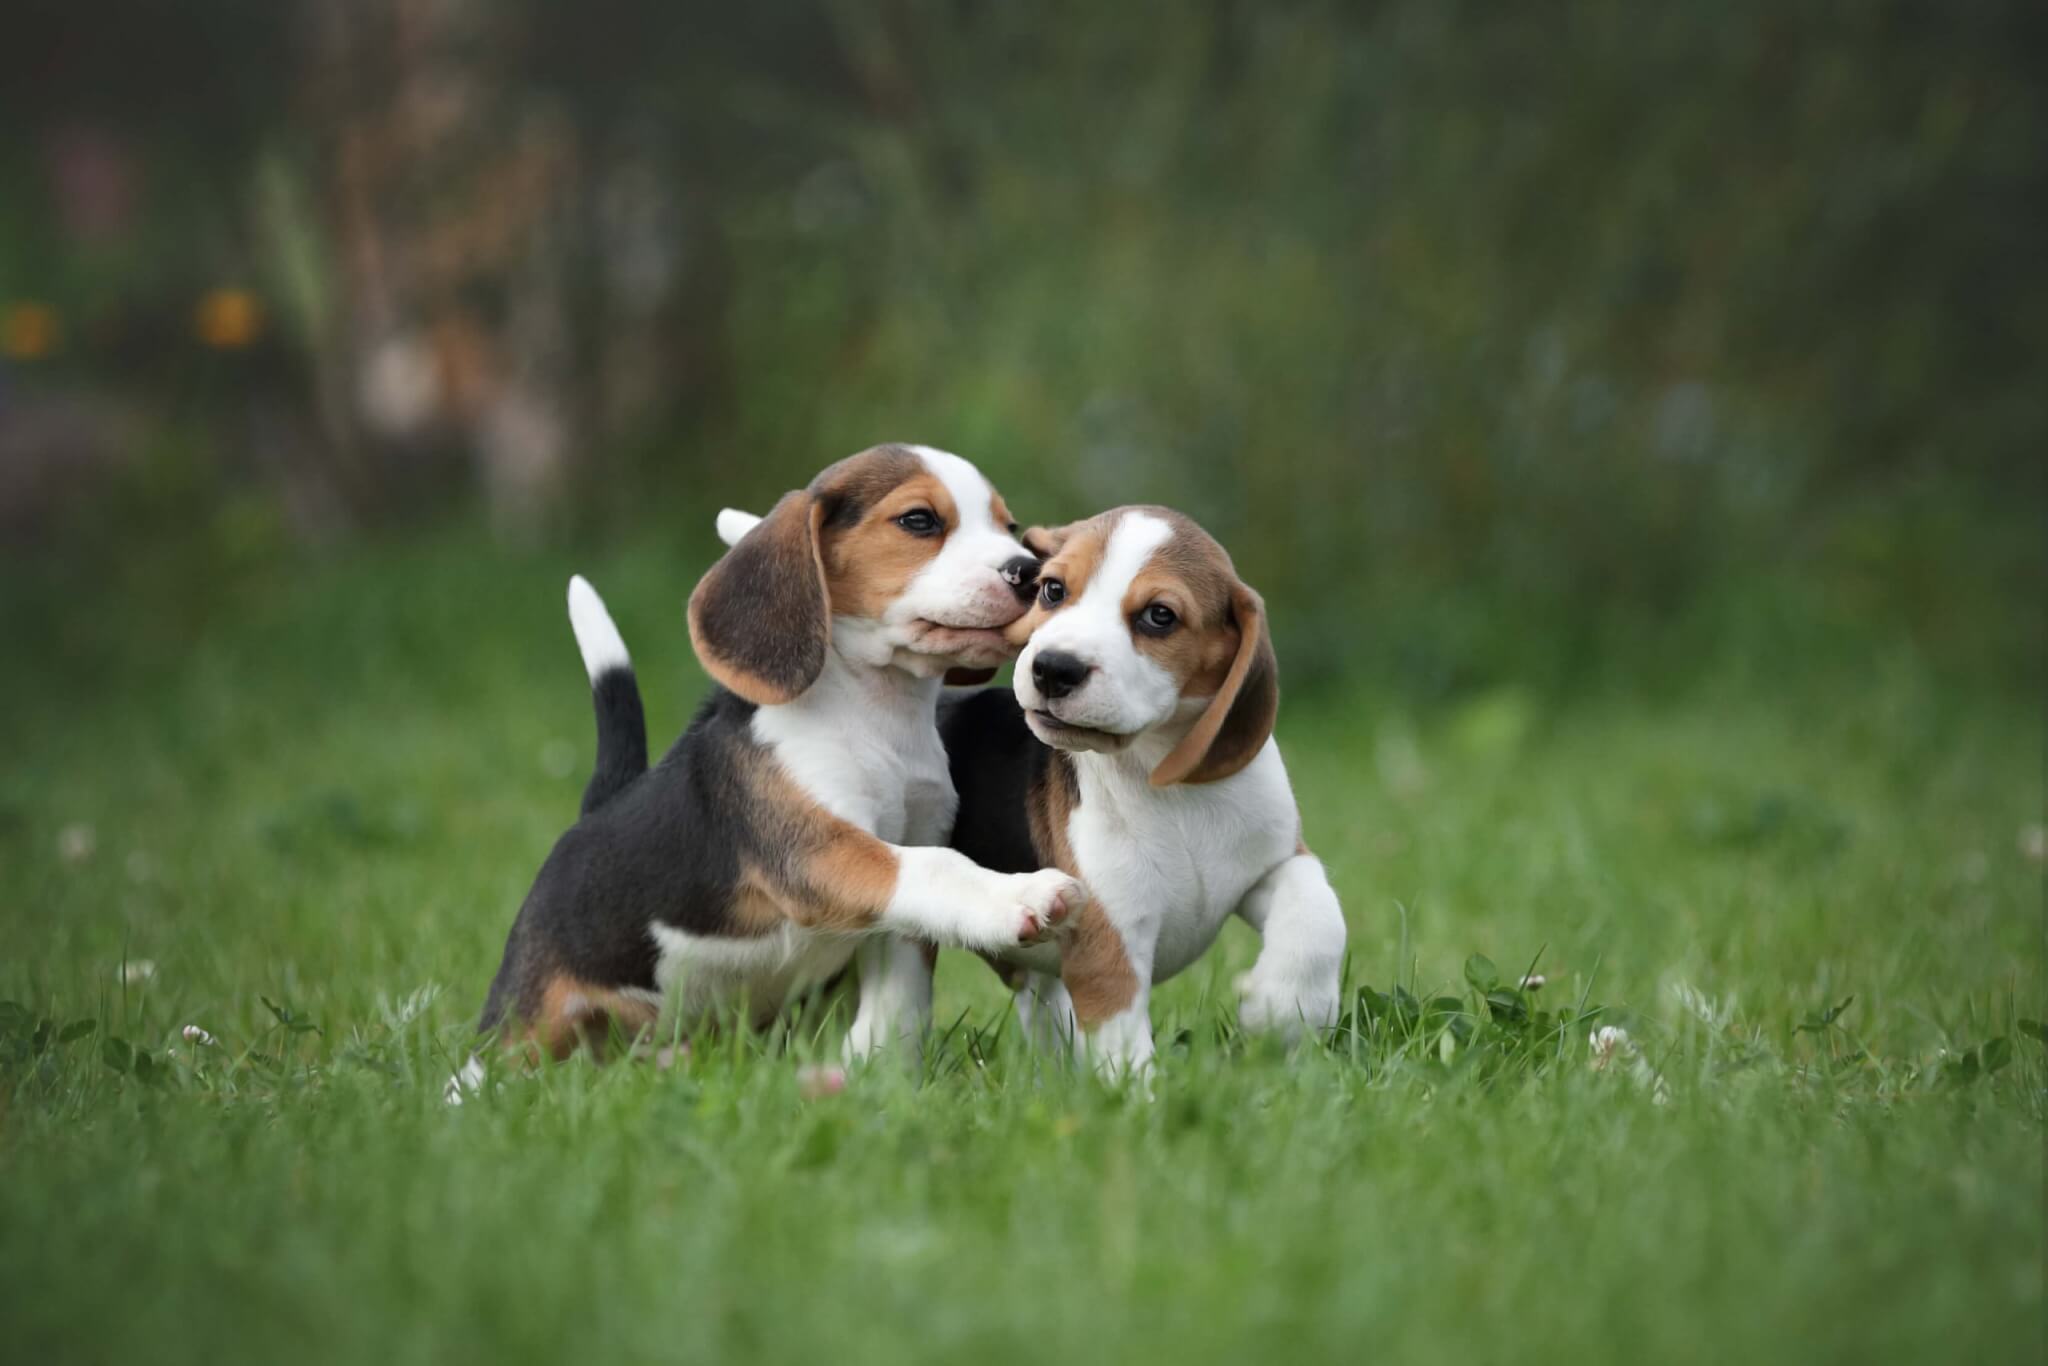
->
[[567, 575, 648, 815]]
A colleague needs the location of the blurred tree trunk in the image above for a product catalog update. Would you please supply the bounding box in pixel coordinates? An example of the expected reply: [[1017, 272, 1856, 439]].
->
[[299, 0, 580, 539]]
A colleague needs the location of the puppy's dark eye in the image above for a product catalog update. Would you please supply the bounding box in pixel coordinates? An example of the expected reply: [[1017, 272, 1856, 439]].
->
[[1039, 578, 1067, 608], [895, 509, 941, 536], [1007, 521, 1021, 537], [1136, 603, 1178, 636]]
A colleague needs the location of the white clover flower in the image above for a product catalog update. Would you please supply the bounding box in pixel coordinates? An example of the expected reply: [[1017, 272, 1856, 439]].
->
[[181, 1025, 216, 1046], [1588, 1025, 1635, 1070], [119, 959, 157, 985], [1589, 1024, 1671, 1103], [1518, 972, 1547, 991]]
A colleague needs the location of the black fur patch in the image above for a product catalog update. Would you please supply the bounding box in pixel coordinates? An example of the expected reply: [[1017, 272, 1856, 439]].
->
[[581, 666, 648, 816], [480, 688, 766, 1033], [939, 688, 1064, 876], [811, 445, 923, 529]]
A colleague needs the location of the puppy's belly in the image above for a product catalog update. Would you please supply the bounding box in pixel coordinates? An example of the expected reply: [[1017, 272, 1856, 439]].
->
[[649, 921, 857, 1023]]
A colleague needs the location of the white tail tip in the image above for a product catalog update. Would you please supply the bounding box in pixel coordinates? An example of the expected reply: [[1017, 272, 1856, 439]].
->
[[567, 575, 631, 683], [715, 508, 763, 547]]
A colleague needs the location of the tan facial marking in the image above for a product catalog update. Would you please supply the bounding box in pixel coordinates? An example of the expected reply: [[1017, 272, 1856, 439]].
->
[[819, 467, 957, 618], [1124, 524, 1244, 699], [1004, 516, 1112, 647]]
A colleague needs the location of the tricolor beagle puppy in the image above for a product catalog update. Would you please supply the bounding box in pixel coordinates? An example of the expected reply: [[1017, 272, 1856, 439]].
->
[[463, 445, 1084, 1075], [713, 501, 1349, 1079], [939, 506, 1347, 1077]]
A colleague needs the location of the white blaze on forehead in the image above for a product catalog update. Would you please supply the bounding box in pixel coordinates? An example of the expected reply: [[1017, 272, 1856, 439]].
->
[[1081, 511, 1174, 612], [1016, 509, 1181, 735], [909, 445, 1002, 534]]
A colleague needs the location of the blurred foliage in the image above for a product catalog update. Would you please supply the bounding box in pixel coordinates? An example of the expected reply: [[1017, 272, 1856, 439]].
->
[[2, 0, 2042, 695]]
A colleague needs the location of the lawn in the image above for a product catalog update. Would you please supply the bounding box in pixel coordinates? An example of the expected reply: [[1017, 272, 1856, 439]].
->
[[2, 530, 2041, 1365]]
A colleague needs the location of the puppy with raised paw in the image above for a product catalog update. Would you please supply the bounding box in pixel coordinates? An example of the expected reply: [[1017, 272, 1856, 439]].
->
[[457, 445, 1081, 1090]]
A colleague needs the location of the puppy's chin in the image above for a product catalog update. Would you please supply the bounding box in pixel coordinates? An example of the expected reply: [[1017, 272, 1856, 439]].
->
[[906, 622, 1018, 663], [1023, 710, 1136, 754], [869, 622, 1017, 677]]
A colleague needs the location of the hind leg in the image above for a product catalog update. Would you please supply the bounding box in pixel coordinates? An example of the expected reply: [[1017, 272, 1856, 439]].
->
[[519, 974, 662, 1062], [446, 974, 659, 1104]]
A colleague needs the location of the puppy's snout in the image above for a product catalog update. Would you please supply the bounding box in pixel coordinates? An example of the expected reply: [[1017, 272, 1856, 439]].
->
[[999, 555, 1040, 602], [1031, 650, 1092, 700]]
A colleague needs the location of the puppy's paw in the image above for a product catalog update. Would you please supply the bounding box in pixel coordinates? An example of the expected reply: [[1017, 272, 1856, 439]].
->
[[1008, 869, 1087, 945], [1235, 967, 1340, 1041]]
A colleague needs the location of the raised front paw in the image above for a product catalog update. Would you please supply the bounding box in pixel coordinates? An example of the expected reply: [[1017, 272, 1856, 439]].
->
[[1235, 967, 1340, 1041], [1008, 869, 1086, 945]]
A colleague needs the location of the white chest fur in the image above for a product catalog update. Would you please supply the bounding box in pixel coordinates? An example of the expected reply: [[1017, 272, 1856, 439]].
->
[[1065, 738, 1300, 981], [748, 644, 957, 843], [645, 648, 957, 1021]]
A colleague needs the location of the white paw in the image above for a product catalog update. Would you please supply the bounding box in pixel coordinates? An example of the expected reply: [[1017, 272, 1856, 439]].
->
[[842, 1019, 880, 1063], [1235, 967, 1340, 1041], [1007, 869, 1087, 945], [443, 1055, 487, 1106], [1086, 1016, 1158, 1096]]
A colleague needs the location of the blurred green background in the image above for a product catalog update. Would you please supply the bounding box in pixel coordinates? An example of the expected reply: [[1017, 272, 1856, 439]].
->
[[4, 0, 2041, 704]]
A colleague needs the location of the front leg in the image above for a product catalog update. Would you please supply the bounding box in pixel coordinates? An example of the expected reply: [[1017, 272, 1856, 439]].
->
[[1013, 970, 1082, 1059], [765, 814, 1084, 953], [843, 781, 953, 1065], [1232, 852, 1346, 1040], [1060, 908, 1157, 1085], [844, 937, 935, 1064]]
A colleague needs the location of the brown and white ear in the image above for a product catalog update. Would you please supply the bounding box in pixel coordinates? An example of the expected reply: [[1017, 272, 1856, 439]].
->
[[687, 490, 831, 705], [1150, 582, 1279, 786], [1020, 523, 1075, 559]]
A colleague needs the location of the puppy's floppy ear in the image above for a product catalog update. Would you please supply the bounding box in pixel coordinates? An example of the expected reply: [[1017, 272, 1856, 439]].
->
[[1020, 523, 1074, 559], [1150, 582, 1279, 786], [688, 490, 830, 705]]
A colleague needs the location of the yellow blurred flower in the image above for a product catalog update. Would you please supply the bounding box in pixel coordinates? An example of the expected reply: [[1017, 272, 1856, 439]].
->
[[194, 288, 262, 349], [2, 302, 60, 360]]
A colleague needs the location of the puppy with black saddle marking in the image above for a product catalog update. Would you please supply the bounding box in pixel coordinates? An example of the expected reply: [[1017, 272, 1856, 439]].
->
[[453, 445, 1082, 1096], [713, 501, 1348, 1081]]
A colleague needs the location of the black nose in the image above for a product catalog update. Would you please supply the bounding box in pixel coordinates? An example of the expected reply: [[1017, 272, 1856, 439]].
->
[[1032, 650, 1091, 700], [1000, 555, 1040, 601]]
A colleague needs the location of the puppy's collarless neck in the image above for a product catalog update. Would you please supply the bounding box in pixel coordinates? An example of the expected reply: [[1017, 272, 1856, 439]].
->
[[1070, 724, 1180, 790], [776, 642, 943, 718]]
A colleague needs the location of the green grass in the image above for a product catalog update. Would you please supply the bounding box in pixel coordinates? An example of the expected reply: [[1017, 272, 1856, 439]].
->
[[1, 530, 2041, 1366]]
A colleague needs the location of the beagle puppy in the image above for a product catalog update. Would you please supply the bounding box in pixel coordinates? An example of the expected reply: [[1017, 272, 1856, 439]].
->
[[939, 505, 1347, 1077], [462, 445, 1085, 1076]]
